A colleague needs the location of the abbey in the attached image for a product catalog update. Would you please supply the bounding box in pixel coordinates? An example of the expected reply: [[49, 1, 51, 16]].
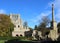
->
[[10, 14, 30, 37], [9, 4, 59, 41]]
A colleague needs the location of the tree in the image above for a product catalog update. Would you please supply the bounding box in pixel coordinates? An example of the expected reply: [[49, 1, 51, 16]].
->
[[34, 25, 37, 30], [57, 22, 60, 33], [0, 14, 14, 37], [23, 21, 28, 29], [37, 16, 50, 36], [41, 16, 50, 27]]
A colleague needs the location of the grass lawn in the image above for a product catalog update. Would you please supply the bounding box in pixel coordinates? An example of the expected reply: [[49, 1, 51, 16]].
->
[[0, 40, 6, 43], [0, 37, 34, 43], [21, 39, 32, 41]]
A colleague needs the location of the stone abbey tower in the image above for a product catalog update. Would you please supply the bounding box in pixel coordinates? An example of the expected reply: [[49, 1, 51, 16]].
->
[[10, 14, 30, 37]]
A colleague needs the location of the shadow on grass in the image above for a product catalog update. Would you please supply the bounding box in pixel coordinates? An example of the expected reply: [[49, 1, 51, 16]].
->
[[5, 39, 20, 43], [5, 39, 34, 43], [5, 39, 60, 43]]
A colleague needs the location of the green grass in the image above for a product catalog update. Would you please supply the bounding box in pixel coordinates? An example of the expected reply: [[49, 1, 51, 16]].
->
[[0, 40, 5, 43], [0, 36, 34, 43]]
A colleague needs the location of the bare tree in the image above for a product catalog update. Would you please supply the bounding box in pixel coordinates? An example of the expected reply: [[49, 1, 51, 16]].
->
[[37, 16, 50, 36], [23, 21, 28, 29]]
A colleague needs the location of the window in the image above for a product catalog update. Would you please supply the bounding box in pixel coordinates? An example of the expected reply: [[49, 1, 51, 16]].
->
[[18, 25, 20, 28], [12, 15, 18, 21], [20, 34, 22, 36], [16, 34, 19, 37]]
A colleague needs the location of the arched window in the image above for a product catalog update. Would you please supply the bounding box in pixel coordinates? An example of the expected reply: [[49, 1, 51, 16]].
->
[[20, 34, 22, 36], [18, 25, 20, 28], [16, 34, 19, 37]]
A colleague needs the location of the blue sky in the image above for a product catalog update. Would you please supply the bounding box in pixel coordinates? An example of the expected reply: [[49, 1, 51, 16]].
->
[[0, 0, 60, 29]]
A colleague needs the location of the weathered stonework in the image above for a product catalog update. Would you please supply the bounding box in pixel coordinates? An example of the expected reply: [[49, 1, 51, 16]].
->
[[48, 4, 59, 41], [32, 4, 59, 41], [10, 14, 30, 37]]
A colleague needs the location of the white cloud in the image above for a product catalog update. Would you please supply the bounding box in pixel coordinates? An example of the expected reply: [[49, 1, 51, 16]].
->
[[32, 0, 60, 23], [27, 0, 60, 29], [0, 9, 6, 14], [54, 0, 60, 9], [31, 11, 51, 23], [29, 0, 60, 27], [44, 0, 60, 23], [53, 0, 60, 22], [55, 10, 60, 19]]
